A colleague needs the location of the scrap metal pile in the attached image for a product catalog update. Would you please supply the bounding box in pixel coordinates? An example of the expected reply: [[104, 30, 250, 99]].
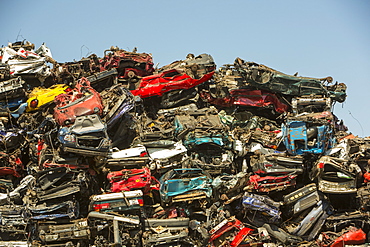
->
[[0, 40, 368, 247]]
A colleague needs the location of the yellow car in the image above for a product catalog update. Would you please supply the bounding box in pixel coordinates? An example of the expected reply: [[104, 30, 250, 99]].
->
[[26, 84, 70, 112]]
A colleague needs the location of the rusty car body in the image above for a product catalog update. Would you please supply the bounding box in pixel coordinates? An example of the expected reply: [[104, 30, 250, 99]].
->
[[53, 77, 103, 126], [159, 168, 213, 204]]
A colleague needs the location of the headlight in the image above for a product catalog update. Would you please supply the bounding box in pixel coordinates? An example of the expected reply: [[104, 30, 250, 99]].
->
[[64, 134, 76, 142]]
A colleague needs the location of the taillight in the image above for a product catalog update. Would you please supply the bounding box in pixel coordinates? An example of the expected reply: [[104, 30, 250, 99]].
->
[[64, 87, 72, 92], [138, 198, 144, 206], [140, 151, 148, 157], [15, 157, 22, 165], [93, 203, 110, 211], [318, 162, 325, 169], [30, 99, 38, 108]]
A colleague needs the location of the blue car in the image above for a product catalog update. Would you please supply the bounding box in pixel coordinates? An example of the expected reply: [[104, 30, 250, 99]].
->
[[0, 97, 27, 118], [173, 108, 234, 175], [282, 118, 335, 155], [159, 168, 213, 204]]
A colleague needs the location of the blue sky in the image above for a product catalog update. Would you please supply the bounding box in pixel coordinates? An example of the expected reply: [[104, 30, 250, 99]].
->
[[1, 0, 370, 136]]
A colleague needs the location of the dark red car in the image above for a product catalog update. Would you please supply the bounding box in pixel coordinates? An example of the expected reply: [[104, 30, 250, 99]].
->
[[99, 47, 154, 81], [131, 69, 214, 98], [200, 88, 288, 113], [53, 77, 103, 126], [0, 153, 23, 178]]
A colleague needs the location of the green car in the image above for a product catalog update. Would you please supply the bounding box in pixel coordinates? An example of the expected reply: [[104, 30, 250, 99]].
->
[[234, 58, 347, 103]]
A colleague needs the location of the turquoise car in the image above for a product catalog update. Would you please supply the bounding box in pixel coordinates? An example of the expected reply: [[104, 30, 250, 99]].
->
[[159, 168, 213, 205]]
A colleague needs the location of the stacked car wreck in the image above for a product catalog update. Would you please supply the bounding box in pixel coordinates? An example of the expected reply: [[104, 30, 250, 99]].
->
[[0, 40, 368, 247]]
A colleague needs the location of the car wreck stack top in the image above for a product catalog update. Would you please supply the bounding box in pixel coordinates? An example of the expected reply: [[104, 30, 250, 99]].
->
[[0, 40, 368, 247]]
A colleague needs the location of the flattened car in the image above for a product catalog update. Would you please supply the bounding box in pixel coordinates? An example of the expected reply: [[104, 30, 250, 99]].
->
[[26, 84, 70, 112], [310, 156, 361, 194], [0, 77, 25, 100], [158, 53, 216, 79], [282, 115, 335, 155], [99, 46, 154, 83], [107, 167, 159, 194], [90, 190, 144, 212], [58, 114, 111, 156], [159, 168, 213, 204], [234, 58, 347, 103], [131, 69, 214, 98], [200, 89, 288, 114], [53, 77, 103, 126]]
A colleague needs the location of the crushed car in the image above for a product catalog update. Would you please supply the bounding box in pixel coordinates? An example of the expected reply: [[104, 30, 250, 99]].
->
[[159, 168, 213, 205], [53, 77, 103, 126]]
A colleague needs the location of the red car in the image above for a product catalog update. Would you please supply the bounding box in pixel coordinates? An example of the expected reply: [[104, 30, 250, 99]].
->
[[247, 174, 297, 192], [99, 47, 154, 80], [209, 217, 254, 247], [53, 77, 103, 126], [0, 153, 23, 178], [200, 89, 288, 113], [107, 167, 159, 194], [131, 69, 214, 98]]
